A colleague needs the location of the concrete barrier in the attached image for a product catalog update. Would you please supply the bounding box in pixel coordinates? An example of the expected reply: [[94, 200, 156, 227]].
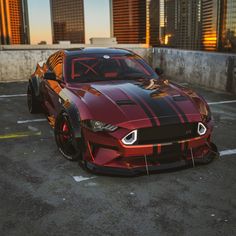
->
[[153, 48, 236, 94], [0, 45, 235, 94]]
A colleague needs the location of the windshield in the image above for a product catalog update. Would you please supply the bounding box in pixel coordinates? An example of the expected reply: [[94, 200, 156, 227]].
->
[[66, 54, 158, 83]]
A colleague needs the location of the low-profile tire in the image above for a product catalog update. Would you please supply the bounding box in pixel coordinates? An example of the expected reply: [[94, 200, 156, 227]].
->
[[54, 112, 84, 161], [27, 83, 42, 114]]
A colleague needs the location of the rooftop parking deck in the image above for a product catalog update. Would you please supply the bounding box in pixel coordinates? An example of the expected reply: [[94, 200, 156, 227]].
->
[[0, 82, 236, 236]]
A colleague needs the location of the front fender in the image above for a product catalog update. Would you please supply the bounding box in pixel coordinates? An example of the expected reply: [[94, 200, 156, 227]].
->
[[63, 103, 81, 139]]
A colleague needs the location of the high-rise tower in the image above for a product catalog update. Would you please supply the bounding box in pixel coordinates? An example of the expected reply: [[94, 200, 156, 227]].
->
[[111, 0, 159, 46], [50, 0, 85, 44], [0, 0, 30, 45]]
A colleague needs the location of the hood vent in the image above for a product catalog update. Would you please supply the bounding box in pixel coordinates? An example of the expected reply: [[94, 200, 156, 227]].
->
[[172, 95, 187, 102], [116, 100, 136, 106]]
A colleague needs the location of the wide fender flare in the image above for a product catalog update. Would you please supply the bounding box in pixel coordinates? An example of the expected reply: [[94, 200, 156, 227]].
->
[[63, 103, 82, 139]]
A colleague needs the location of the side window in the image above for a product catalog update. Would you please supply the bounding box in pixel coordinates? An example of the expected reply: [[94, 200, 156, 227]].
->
[[46, 52, 63, 80]]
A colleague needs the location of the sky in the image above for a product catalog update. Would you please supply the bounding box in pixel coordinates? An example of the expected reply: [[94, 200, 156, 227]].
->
[[28, 0, 110, 44]]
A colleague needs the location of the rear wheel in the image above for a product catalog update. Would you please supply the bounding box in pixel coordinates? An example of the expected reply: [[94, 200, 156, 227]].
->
[[27, 83, 42, 114], [54, 112, 83, 161]]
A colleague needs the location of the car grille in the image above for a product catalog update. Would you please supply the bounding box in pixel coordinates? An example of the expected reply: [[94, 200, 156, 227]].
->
[[137, 122, 199, 145]]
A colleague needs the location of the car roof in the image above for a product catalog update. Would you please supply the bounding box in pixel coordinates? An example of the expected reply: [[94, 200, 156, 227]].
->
[[64, 47, 134, 57]]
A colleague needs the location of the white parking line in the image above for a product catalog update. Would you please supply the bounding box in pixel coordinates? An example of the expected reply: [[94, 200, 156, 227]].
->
[[73, 176, 97, 183], [0, 94, 27, 98], [220, 149, 236, 157], [208, 100, 236, 105], [17, 118, 47, 124]]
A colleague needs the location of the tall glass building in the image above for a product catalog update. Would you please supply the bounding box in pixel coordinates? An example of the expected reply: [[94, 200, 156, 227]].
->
[[148, 0, 160, 46], [111, 0, 147, 44], [219, 0, 236, 52], [0, 0, 30, 45], [201, 0, 220, 51], [50, 0, 85, 44], [159, 0, 201, 50], [111, 0, 159, 46]]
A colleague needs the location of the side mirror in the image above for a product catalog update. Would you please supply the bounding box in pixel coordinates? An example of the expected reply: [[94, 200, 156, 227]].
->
[[155, 67, 164, 76], [44, 71, 56, 80]]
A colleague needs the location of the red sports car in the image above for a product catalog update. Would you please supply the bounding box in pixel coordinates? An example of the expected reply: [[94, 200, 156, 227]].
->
[[27, 48, 218, 175]]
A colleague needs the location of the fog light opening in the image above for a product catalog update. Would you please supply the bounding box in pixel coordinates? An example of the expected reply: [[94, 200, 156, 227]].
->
[[122, 130, 137, 145], [198, 122, 207, 136]]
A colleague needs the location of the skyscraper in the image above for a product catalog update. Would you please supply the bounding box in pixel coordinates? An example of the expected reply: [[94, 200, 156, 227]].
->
[[50, 0, 85, 44], [148, 0, 160, 46], [160, 0, 201, 50], [201, 0, 220, 51], [219, 0, 236, 52], [111, 0, 159, 46], [159, 0, 177, 46], [177, 0, 201, 50], [0, 0, 30, 45]]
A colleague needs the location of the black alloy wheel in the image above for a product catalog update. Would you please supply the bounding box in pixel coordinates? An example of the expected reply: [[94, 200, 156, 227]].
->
[[54, 112, 83, 161]]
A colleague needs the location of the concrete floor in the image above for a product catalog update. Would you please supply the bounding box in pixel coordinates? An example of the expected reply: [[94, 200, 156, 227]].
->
[[0, 82, 236, 236]]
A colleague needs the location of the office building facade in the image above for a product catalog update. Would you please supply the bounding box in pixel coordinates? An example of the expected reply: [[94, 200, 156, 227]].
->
[[160, 0, 201, 50], [219, 0, 236, 52], [0, 0, 30, 45], [148, 0, 160, 46], [201, 0, 220, 51], [111, 0, 159, 46], [50, 0, 85, 44]]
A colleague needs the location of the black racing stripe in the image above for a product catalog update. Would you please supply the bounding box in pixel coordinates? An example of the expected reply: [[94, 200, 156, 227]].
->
[[184, 142, 188, 151], [166, 97, 188, 123], [183, 142, 188, 160], [121, 87, 156, 127], [153, 144, 158, 157], [148, 99, 180, 125], [161, 142, 181, 155], [158, 142, 182, 162], [120, 86, 162, 158], [122, 86, 160, 158], [140, 94, 180, 125], [123, 84, 180, 125]]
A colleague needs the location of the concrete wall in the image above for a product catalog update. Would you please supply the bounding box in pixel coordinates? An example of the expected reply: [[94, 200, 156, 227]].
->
[[153, 48, 236, 94], [0, 45, 236, 94]]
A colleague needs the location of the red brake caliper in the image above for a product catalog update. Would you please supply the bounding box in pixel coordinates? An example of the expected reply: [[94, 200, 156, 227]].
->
[[62, 122, 69, 141]]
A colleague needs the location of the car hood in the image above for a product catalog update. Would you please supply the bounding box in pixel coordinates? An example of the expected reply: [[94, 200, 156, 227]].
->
[[66, 79, 203, 129]]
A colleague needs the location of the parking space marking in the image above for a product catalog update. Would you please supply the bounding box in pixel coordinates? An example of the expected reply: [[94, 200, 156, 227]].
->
[[73, 176, 97, 183], [17, 118, 47, 124], [0, 94, 27, 98], [0, 131, 41, 139], [220, 149, 236, 157], [208, 100, 236, 105]]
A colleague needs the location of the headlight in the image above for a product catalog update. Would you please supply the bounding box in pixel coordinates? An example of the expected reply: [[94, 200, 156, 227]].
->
[[86, 120, 118, 132], [122, 130, 137, 145], [197, 122, 207, 136]]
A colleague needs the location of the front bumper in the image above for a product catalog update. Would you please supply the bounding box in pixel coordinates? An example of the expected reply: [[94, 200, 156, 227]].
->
[[85, 146, 217, 176], [82, 121, 217, 175]]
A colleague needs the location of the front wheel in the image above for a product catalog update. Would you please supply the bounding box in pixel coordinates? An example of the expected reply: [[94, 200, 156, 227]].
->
[[54, 112, 83, 161]]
